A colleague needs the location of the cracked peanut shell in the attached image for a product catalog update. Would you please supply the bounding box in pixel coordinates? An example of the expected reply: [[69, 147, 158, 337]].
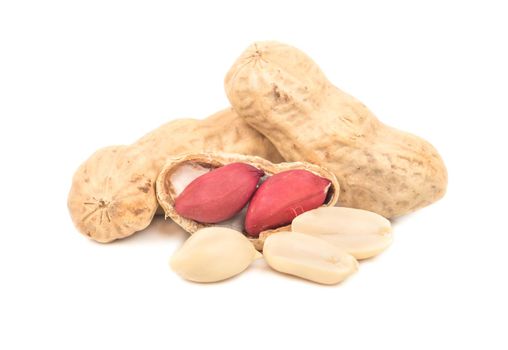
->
[[156, 152, 340, 250]]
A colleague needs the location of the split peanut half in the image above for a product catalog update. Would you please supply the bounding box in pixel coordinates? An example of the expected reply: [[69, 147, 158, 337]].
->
[[263, 232, 358, 285], [292, 207, 393, 259], [170, 227, 262, 283]]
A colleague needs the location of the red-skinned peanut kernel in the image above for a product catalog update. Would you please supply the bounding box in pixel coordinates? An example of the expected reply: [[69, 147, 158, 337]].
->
[[175, 163, 264, 223], [244, 170, 331, 237]]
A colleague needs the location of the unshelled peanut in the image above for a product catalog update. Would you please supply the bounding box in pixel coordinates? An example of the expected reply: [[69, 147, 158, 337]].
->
[[225, 41, 448, 218], [68, 109, 283, 243]]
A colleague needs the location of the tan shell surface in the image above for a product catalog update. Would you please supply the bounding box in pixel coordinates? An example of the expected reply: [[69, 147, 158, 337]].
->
[[68, 145, 158, 243], [225, 41, 447, 218], [68, 109, 284, 243], [156, 152, 340, 250]]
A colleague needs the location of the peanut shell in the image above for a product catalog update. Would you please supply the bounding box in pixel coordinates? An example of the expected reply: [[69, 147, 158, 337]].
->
[[68, 109, 283, 243], [225, 41, 447, 218], [156, 152, 340, 250]]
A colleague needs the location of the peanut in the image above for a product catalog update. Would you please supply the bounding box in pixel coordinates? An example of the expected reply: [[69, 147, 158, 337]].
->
[[244, 170, 331, 237], [68, 109, 283, 243], [292, 207, 392, 259], [174, 163, 264, 223], [156, 152, 339, 250], [263, 232, 358, 285], [170, 227, 262, 283], [225, 41, 448, 218]]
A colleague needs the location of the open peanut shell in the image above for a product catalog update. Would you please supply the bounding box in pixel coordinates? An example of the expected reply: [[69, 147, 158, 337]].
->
[[156, 152, 340, 250]]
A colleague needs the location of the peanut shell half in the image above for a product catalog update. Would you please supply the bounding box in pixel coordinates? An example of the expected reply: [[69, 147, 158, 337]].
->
[[156, 152, 339, 250]]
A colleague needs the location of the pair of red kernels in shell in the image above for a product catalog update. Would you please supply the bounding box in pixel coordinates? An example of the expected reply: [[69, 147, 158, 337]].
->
[[174, 162, 331, 237]]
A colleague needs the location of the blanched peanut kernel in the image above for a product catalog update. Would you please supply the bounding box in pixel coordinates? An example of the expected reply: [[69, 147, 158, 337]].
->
[[292, 207, 392, 259], [263, 232, 358, 285], [170, 227, 262, 283]]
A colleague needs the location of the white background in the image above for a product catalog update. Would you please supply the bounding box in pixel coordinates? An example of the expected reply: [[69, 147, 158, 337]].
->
[[1, 1, 507, 349]]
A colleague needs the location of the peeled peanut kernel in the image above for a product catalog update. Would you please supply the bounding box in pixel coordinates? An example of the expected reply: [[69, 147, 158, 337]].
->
[[170, 227, 262, 283], [291, 207, 392, 260], [263, 232, 358, 285]]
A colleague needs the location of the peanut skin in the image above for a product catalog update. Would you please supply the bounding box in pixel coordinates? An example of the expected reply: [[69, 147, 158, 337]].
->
[[68, 109, 283, 243], [225, 41, 448, 218], [175, 163, 264, 223], [244, 170, 331, 237]]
